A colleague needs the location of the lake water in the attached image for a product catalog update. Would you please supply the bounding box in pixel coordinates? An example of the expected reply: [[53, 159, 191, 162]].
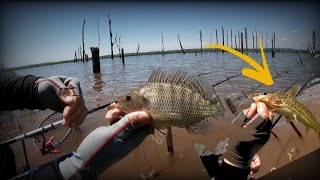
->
[[3, 51, 320, 179]]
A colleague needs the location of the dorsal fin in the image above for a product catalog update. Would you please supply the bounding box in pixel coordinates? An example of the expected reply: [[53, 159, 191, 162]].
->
[[287, 84, 301, 97], [148, 69, 214, 101]]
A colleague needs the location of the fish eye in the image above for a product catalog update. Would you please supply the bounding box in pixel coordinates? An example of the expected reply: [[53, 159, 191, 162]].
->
[[263, 92, 267, 95], [125, 95, 131, 101]]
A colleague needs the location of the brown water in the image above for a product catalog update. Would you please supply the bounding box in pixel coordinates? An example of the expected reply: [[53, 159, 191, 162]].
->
[[1, 52, 320, 179]]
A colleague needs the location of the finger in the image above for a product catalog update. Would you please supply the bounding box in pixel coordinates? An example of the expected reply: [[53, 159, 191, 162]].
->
[[243, 103, 257, 119], [62, 101, 80, 126], [65, 78, 82, 97], [126, 111, 151, 128], [69, 107, 88, 127], [105, 108, 125, 121], [269, 111, 274, 121], [257, 102, 271, 120]]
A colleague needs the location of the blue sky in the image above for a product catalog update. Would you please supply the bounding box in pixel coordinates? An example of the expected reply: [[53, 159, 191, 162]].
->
[[1, 1, 319, 68]]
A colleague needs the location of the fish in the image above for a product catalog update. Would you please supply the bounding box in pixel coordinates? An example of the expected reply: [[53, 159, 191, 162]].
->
[[252, 84, 320, 140], [112, 69, 225, 144]]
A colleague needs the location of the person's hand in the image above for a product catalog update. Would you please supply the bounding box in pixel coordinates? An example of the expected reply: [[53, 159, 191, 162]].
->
[[105, 108, 151, 129], [35, 76, 88, 127], [250, 154, 261, 175], [223, 102, 273, 169]]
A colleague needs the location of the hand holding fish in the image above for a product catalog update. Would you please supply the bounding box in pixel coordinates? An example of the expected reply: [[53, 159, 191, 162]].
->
[[35, 76, 88, 127], [106, 107, 151, 129]]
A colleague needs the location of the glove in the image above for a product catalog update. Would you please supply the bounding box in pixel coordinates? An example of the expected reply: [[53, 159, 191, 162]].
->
[[34, 76, 83, 113], [58, 115, 152, 179], [223, 107, 272, 169]]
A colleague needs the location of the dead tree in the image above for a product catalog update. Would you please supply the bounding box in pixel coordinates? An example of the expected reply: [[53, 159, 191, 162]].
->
[[252, 31, 255, 53], [97, 18, 100, 48], [161, 32, 165, 54], [178, 34, 185, 54], [255, 28, 258, 53], [244, 28, 248, 54], [136, 43, 140, 56], [200, 30, 203, 54], [216, 29, 218, 54], [313, 29, 316, 51], [272, 32, 275, 57], [108, 14, 115, 59], [121, 48, 125, 64], [235, 34, 237, 50], [82, 19, 86, 63], [226, 29, 229, 46], [222, 26, 225, 53], [231, 29, 233, 48], [115, 33, 122, 58], [80, 45, 83, 62], [74, 51, 77, 63], [238, 30, 241, 50], [241, 32, 244, 54]]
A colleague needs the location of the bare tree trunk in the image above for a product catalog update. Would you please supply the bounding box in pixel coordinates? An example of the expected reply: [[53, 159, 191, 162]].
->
[[108, 14, 115, 59], [226, 29, 229, 47], [121, 48, 125, 64], [161, 32, 165, 54], [238, 30, 241, 51], [82, 19, 86, 63], [80, 45, 83, 62], [272, 33, 275, 57], [222, 26, 225, 53], [90, 47, 100, 73], [255, 28, 257, 53], [235, 34, 237, 50], [313, 29, 316, 51], [216, 29, 218, 54], [136, 43, 140, 56], [74, 51, 77, 63], [178, 34, 185, 54], [231, 29, 233, 48], [200, 30, 202, 54], [244, 28, 248, 54], [241, 32, 244, 54], [97, 18, 100, 48], [252, 31, 255, 53]]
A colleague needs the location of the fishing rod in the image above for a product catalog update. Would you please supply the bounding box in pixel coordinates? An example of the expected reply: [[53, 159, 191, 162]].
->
[[0, 101, 116, 148]]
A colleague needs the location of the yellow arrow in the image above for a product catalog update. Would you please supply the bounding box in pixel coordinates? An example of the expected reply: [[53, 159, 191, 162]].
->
[[205, 37, 274, 86]]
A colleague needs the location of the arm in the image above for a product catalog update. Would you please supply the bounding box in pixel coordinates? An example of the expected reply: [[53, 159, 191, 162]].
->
[[17, 111, 151, 180], [0, 71, 87, 127], [0, 70, 43, 110]]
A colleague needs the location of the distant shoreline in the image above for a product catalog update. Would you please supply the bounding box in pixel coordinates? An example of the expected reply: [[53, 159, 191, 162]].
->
[[4, 48, 313, 71]]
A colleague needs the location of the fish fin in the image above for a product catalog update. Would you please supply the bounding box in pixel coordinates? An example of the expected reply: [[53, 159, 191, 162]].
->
[[148, 69, 214, 101], [186, 117, 214, 135], [287, 84, 301, 97], [151, 128, 167, 144]]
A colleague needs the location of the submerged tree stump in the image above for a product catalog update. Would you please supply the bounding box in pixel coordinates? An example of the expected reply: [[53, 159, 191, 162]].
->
[[90, 47, 100, 73]]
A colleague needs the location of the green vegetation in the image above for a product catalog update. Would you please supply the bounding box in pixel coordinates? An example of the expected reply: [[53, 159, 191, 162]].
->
[[4, 48, 315, 71]]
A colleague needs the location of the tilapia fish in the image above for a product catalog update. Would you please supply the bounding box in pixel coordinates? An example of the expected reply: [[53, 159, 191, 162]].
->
[[252, 84, 320, 140], [111, 69, 225, 143]]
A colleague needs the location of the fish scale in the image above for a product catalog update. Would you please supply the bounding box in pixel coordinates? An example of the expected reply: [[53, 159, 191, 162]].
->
[[112, 69, 225, 143]]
